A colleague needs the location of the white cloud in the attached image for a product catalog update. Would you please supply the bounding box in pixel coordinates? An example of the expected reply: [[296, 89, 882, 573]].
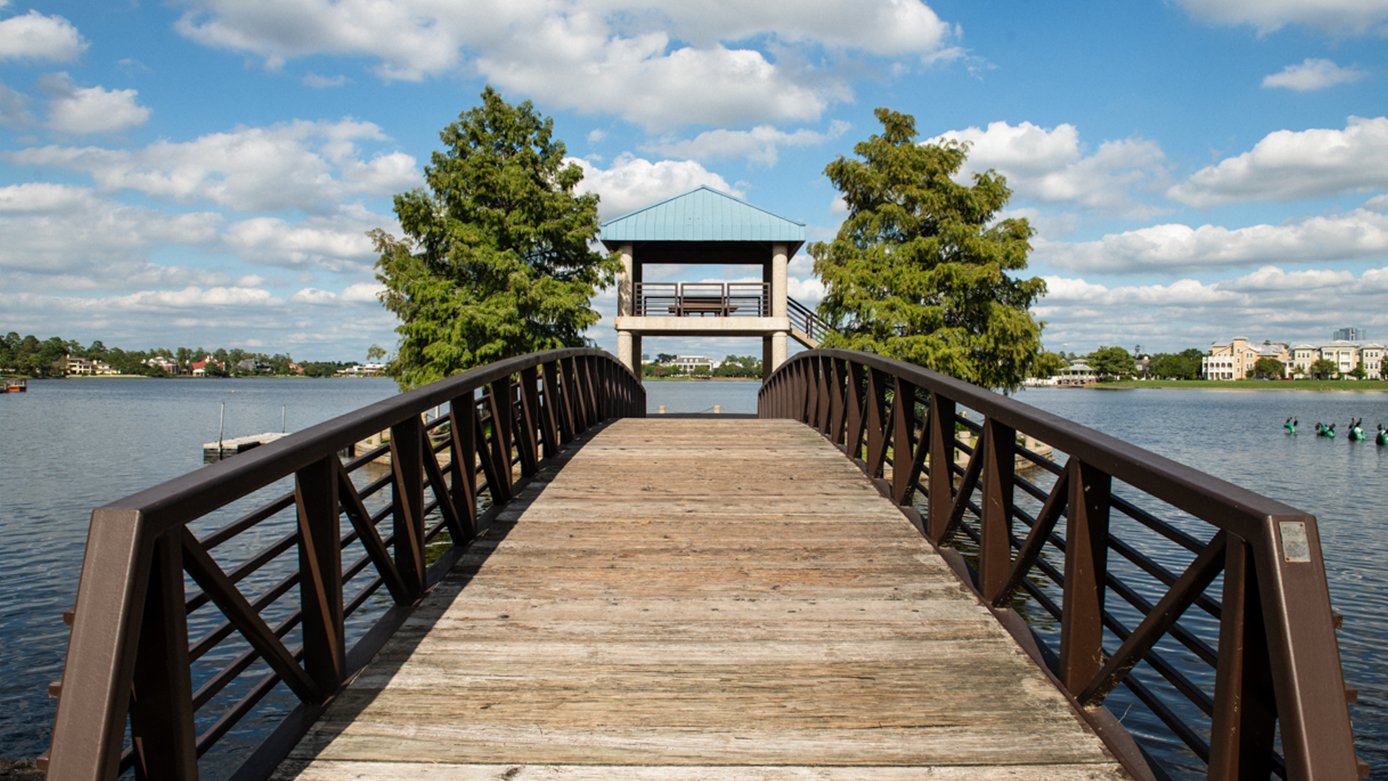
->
[[8, 119, 420, 212], [1174, 0, 1388, 35], [1168, 116, 1388, 206], [0, 79, 32, 126], [303, 72, 348, 88], [170, 0, 957, 129], [648, 121, 850, 166], [0, 183, 228, 290], [1037, 205, 1388, 274], [1035, 266, 1388, 353], [931, 121, 1169, 218], [222, 210, 381, 273], [572, 154, 740, 219], [39, 73, 150, 134], [1263, 58, 1368, 91], [0, 9, 87, 62]]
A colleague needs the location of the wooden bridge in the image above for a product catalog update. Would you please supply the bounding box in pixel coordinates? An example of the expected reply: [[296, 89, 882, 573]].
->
[[42, 349, 1363, 780]]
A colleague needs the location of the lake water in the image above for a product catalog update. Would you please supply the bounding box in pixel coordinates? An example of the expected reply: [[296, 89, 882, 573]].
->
[[0, 378, 1383, 777]]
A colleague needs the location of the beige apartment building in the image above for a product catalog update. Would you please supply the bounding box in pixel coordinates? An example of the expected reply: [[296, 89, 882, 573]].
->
[[1202, 338, 1290, 380], [1288, 341, 1385, 377], [1204, 337, 1385, 379]]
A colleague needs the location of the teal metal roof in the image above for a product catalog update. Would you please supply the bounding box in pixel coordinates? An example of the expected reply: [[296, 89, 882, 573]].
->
[[601, 186, 805, 245]]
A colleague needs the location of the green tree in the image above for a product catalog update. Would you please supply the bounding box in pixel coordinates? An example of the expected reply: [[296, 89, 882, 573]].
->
[[1087, 346, 1135, 380], [374, 87, 620, 390], [1309, 358, 1338, 379], [1033, 351, 1068, 379], [810, 108, 1046, 392], [1251, 357, 1285, 379]]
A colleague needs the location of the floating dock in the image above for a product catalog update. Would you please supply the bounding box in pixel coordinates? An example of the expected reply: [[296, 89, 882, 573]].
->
[[203, 432, 289, 459]]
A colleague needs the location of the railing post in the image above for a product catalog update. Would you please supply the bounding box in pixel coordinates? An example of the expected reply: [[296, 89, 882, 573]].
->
[[486, 378, 515, 500], [449, 392, 479, 540], [390, 415, 427, 598], [891, 378, 917, 506], [845, 361, 866, 462], [926, 393, 956, 544], [129, 528, 197, 781], [557, 358, 578, 442], [294, 456, 345, 694], [864, 368, 890, 478], [1210, 535, 1279, 781], [829, 358, 846, 445], [978, 417, 1017, 601], [517, 367, 541, 477], [540, 362, 563, 457], [1058, 457, 1112, 691], [815, 356, 832, 435]]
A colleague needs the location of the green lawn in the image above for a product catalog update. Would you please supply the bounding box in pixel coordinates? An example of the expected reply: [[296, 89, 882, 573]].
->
[[1091, 378, 1388, 391]]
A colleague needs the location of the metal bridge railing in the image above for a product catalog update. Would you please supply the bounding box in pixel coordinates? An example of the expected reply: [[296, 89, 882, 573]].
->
[[43, 349, 644, 780], [760, 349, 1363, 781]]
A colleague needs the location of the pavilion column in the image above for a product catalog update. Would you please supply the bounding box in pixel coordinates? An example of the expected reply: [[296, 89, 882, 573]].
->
[[616, 243, 638, 375], [770, 243, 789, 373], [771, 243, 788, 318]]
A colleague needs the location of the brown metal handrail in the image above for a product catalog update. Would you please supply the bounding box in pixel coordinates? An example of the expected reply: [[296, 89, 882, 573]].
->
[[760, 349, 1362, 781], [787, 296, 829, 342], [634, 281, 770, 316], [44, 349, 644, 780]]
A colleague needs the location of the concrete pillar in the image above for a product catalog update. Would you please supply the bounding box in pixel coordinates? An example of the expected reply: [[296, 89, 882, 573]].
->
[[632, 335, 642, 376], [772, 331, 787, 373], [617, 243, 634, 317], [618, 331, 634, 375], [771, 242, 788, 318], [763, 336, 773, 380]]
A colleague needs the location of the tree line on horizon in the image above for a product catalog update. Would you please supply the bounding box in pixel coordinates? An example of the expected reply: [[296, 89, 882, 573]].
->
[[0, 332, 361, 379]]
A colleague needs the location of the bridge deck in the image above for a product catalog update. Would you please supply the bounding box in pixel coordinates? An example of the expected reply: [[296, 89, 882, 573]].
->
[[274, 418, 1129, 780]]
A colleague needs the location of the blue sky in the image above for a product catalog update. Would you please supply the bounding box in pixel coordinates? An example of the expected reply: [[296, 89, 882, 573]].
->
[[1, 0, 1386, 363]]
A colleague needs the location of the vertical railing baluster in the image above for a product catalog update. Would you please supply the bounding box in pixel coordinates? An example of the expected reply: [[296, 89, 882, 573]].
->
[[516, 367, 540, 477], [540, 362, 563, 457], [926, 393, 956, 544], [486, 378, 514, 500], [1209, 536, 1277, 781], [294, 457, 345, 694], [447, 392, 479, 541], [804, 360, 820, 428], [557, 358, 578, 443], [1058, 457, 1112, 691], [128, 529, 197, 781], [581, 356, 600, 424], [891, 377, 916, 505], [829, 358, 846, 445], [865, 368, 889, 478], [979, 417, 1017, 602], [390, 415, 427, 598], [815, 357, 831, 435], [845, 361, 866, 461]]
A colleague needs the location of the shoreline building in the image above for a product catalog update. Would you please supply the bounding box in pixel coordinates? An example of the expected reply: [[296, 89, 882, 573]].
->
[[1201, 338, 1290, 380], [1289, 341, 1385, 377]]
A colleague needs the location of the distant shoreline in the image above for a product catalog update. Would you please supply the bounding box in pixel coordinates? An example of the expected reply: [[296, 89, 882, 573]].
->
[[1078, 379, 1388, 392]]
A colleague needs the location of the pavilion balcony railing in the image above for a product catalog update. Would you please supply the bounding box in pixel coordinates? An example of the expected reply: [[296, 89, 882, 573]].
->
[[759, 349, 1364, 781], [634, 282, 770, 317], [43, 349, 644, 781]]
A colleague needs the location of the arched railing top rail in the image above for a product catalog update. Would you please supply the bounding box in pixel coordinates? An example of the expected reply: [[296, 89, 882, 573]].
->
[[45, 348, 643, 781], [760, 349, 1362, 781]]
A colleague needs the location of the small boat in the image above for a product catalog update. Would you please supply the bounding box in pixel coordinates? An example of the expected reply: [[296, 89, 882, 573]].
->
[[1284, 416, 1297, 433], [3, 378, 25, 393], [1348, 418, 1366, 442]]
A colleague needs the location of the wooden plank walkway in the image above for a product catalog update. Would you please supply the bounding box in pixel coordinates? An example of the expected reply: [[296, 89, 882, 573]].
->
[[274, 418, 1130, 780]]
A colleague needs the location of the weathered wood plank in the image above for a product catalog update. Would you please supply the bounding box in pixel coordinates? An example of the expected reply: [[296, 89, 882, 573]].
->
[[276, 418, 1128, 779]]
